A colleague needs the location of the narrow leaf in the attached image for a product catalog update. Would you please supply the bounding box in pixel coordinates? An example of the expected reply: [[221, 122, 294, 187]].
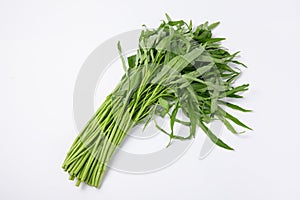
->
[[198, 121, 234, 150], [219, 101, 252, 112]]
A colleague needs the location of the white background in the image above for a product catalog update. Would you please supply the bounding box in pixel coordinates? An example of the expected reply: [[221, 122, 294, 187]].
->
[[1, 0, 300, 199]]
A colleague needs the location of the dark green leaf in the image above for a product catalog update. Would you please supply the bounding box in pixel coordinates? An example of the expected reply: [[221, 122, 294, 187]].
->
[[218, 107, 252, 130], [127, 55, 136, 68], [219, 101, 252, 112], [208, 22, 220, 30]]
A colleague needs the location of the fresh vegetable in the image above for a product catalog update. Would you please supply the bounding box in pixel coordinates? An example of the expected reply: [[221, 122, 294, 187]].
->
[[62, 14, 252, 188]]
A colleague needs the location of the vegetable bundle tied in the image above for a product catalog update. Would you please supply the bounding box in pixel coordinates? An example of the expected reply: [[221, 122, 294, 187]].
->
[[62, 15, 251, 188]]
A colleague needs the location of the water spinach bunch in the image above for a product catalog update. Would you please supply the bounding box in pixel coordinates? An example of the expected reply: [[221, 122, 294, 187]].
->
[[62, 14, 252, 188]]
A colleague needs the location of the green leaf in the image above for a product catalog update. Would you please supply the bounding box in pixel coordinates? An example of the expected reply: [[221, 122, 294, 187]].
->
[[170, 101, 180, 138], [184, 63, 214, 78], [208, 22, 220, 30], [217, 63, 239, 74], [117, 41, 128, 72], [219, 101, 252, 112], [225, 112, 252, 130], [206, 37, 226, 44], [188, 20, 193, 31], [127, 55, 136, 68], [227, 94, 243, 98], [168, 20, 185, 27], [226, 51, 240, 62], [224, 84, 249, 97], [232, 60, 247, 68], [226, 74, 239, 84], [165, 13, 172, 21], [218, 107, 252, 130], [198, 121, 234, 150], [222, 118, 238, 134], [216, 112, 238, 134], [187, 102, 197, 137], [158, 97, 170, 110]]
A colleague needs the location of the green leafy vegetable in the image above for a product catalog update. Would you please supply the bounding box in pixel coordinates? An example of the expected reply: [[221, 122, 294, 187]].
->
[[62, 14, 252, 188]]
